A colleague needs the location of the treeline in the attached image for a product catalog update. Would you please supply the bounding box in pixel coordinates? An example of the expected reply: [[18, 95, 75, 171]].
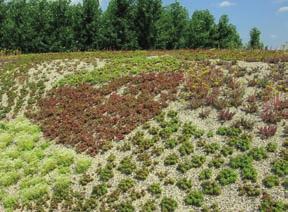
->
[[0, 0, 263, 53]]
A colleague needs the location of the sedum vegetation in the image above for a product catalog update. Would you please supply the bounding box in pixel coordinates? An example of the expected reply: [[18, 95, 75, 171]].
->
[[0, 50, 288, 211]]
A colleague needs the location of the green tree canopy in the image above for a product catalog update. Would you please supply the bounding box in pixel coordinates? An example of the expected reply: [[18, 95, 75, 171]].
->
[[135, 0, 162, 49], [155, 1, 189, 49], [217, 15, 242, 49], [248, 27, 263, 49], [187, 10, 217, 48]]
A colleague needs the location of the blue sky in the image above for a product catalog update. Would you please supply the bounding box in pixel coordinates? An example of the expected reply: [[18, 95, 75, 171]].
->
[[98, 0, 288, 48]]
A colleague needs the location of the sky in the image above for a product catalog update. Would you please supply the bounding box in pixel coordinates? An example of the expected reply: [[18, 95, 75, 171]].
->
[[98, 0, 288, 48]]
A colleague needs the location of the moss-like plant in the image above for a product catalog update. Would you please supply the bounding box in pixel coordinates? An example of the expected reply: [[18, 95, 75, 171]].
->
[[118, 156, 136, 175], [160, 197, 178, 212], [191, 155, 206, 168], [20, 183, 49, 204], [176, 178, 192, 191], [208, 156, 225, 168], [216, 168, 237, 186], [0, 171, 20, 187], [263, 175, 280, 188], [0, 132, 13, 149], [216, 127, 241, 137], [201, 181, 221, 195], [199, 169, 212, 181], [2, 194, 18, 210], [164, 153, 179, 166], [118, 178, 135, 192], [184, 190, 204, 207], [229, 134, 251, 152]]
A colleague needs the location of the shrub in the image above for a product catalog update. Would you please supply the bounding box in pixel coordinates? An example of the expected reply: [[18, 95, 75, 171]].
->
[[191, 155, 206, 168], [263, 175, 280, 188], [178, 141, 194, 156], [118, 157, 136, 175], [248, 147, 267, 161], [241, 166, 258, 182], [216, 168, 237, 186], [199, 169, 212, 181], [176, 178, 192, 191], [148, 183, 161, 197], [201, 181, 221, 195], [118, 178, 135, 192], [160, 197, 178, 212], [271, 159, 288, 177], [164, 153, 179, 166], [184, 190, 204, 207]]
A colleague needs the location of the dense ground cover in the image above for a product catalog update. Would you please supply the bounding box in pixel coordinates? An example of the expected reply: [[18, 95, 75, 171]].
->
[[0, 50, 288, 211]]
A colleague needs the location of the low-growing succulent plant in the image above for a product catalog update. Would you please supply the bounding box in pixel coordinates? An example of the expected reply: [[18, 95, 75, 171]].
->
[[148, 183, 162, 197], [160, 197, 178, 212], [238, 183, 261, 197], [266, 142, 278, 152], [141, 200, 156, 212], [248, 147, 267, 161], [199, 169, 212, 181], [271, 159, 288, 177], [164, 153, 179, 166], [241, 165, 258, 182], [176, 178, 192, 191], [216, 168, 237, 186], [91, 183, 108, 198], [263, 175, 280, 188], [191, 155, 206, 168], [218, 109, 235, 122], [184, 190, 204, 207], [201, 181, 221, 195], [118, 178, 135, 192], [258, 125, 277, 139], [118, 157, 137, 175]]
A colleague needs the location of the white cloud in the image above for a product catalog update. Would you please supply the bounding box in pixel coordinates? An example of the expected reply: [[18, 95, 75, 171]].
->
[[278, 6, 288, 13], [270, 34, 278, 39], [219, 1, 236, 8]]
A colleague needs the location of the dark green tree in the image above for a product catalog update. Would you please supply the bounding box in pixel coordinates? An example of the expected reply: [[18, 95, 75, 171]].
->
[[217, 15, 242, 49], [100, 0, 138, 50], [135, 0, 162, 49], [248, 27, 263, 49], [49, 0, 75, 52], [155, 1, 189, 49], [0, 0, 6, 47], [77, 0, 101, 50], [187, 10, 217, 48]]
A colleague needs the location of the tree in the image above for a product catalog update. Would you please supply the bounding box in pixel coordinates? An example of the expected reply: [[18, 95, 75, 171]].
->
[[187, 10, 217, 48], [248, 27, 263, 49], [155, 1, 189, 49], [49, 0, 75, 52], [77, 0, 101, 50], [0, 0, 6, 48], [100, 0, 138, 50], [217, 15, 242, 49], [135, 0, 162, 49]]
